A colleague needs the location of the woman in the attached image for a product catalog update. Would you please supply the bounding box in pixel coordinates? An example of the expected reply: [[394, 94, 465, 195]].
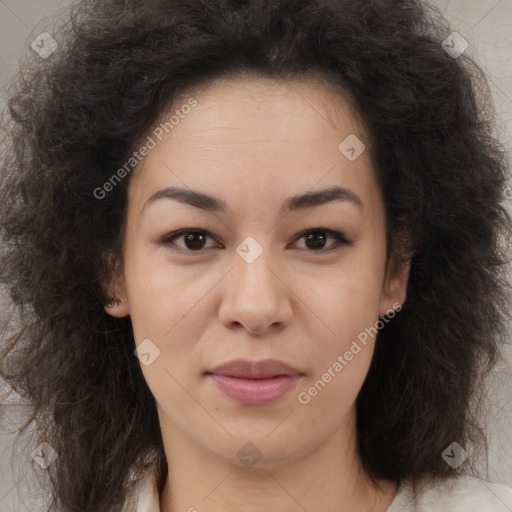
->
[[1, 0, 511, 511]]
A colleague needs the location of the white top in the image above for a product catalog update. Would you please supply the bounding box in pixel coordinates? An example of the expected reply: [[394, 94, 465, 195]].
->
[[121, 469, 512, 511]]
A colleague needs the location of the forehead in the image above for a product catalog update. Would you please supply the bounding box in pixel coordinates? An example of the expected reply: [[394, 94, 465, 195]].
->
[[168, 73, 365, 142], [127, 74, 380, 219]]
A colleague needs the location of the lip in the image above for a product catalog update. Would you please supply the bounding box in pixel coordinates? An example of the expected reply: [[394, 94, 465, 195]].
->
[[206, 358, 304, 406], [208, 358, 303, 379]]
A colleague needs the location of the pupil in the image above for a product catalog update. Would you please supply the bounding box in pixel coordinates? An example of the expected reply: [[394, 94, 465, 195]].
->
[[306, 232, 326, 250], [185, 232, 206, 250]]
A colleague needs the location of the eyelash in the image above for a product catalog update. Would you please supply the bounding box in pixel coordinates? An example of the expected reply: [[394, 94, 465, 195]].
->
[[158, 228, 352, 255]]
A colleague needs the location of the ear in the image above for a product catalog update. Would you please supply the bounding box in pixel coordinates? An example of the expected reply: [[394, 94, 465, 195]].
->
[[379, 253, 411, 316], [101, 251, 130, 318]]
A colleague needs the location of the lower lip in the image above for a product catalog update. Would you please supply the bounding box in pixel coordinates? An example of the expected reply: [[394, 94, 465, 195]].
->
[[209, 374, 301, 405]]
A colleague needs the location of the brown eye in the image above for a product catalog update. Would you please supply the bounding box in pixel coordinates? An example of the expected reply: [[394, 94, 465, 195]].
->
[[160, 230, 218, 252], [160, 227, 351, 255], [294, 229, 351, 253], [182, 232, 208, 250], [304, 231, 328, 250]]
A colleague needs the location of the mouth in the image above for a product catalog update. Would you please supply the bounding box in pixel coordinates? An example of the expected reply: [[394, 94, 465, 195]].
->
[[206, 358, 304, 405]]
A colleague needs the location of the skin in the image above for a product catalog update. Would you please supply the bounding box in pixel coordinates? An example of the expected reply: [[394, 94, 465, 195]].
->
[[104, 74, 410, 512]]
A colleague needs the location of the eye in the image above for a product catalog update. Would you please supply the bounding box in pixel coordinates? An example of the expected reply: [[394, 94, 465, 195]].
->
[[159, 228, 352, 254], [292, 229, 352, 253], [159, 229, 219, 252]]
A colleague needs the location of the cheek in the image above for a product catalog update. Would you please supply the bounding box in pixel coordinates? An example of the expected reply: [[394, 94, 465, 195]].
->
[[295, 349, 372, 440], [293, 246, 385, 410], [304, 251, 385, 345], [124, 250, 216, 342], [295, 278, 379, 424], [127, 269, 213, 413]]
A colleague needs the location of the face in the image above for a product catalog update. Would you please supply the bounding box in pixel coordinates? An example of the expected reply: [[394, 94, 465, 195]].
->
[[105, 75, 409, 468]]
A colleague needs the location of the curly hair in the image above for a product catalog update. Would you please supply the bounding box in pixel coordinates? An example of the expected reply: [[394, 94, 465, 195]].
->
[[1, 0, 511, 511]]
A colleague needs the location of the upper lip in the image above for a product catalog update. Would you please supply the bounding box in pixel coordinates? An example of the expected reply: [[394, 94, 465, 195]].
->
[[207, 358, 303, 379]]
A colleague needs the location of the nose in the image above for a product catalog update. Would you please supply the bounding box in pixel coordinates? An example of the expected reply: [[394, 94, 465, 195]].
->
[[218, 246, 293, 335]]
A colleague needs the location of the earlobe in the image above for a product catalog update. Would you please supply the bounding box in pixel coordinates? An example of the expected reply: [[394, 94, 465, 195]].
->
[[101, 252, 130, 318], [104, 295, 130, 317], [106, 297, 122, 309], [379, 257, 411, 316]]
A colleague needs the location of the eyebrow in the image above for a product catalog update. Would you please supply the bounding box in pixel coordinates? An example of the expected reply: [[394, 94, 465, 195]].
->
[[142, 185, 363, 214]]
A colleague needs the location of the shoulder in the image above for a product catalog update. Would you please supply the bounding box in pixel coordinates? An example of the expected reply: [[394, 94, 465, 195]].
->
[[121, 467, 161, 512], [387, 474, 512, 512]]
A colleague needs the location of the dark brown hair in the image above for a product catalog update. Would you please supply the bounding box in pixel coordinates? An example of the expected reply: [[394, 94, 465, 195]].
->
[[1, 0, 511, 511]]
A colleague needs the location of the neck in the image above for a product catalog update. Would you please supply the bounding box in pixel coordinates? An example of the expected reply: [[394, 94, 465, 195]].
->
[[158, 408, 397, 512]]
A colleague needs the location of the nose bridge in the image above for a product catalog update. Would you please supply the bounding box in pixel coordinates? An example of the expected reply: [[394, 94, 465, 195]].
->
[[219, 234, 292, 332], [233, 234, 279, 302]]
